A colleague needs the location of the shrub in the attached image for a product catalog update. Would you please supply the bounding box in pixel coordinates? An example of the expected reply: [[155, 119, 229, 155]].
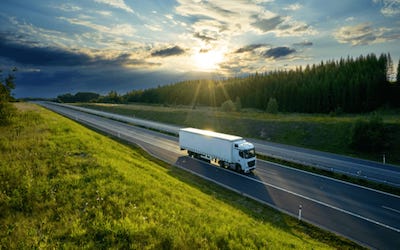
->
[[0, 68, 16, 125], [350, 114, 387, 152], [221, 100, 236, 112], [266, 98, 279, 114], [234, 97, 242, 111]]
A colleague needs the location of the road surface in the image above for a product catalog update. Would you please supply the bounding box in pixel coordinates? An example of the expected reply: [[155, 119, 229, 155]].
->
[[39, 102, 400, 249]]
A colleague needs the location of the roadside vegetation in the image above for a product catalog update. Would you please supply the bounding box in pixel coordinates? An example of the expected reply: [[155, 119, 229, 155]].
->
[[0, 67, 17, 125], [0, 103, 362, 249]]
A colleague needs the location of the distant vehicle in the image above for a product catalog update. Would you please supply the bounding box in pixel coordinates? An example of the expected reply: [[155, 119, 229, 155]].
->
[[179, 128, 256, 173]]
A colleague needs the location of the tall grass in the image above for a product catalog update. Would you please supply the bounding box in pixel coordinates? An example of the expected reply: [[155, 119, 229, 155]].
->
[[0, 103, 361, 249]]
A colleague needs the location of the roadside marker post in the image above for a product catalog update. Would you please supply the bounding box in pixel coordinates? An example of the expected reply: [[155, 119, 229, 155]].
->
[[298, 204, 302, 221]]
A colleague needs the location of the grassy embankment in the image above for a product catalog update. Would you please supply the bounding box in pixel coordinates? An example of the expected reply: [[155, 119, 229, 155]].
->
[[0, 102, 361, 249], [78, 103, 400, 165]]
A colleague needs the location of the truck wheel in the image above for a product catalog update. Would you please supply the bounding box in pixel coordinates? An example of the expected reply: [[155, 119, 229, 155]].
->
[[219, 161, 225, 168], [188, 151, 194, 157], [235, 164, 241, 172]]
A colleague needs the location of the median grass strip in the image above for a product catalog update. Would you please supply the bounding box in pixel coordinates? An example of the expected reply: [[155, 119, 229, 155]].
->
[[0, 103, 362, 249]]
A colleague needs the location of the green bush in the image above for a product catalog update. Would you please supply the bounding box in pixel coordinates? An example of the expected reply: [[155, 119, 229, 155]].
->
[[0, 68, 16, 125], [350, 115, 387, 152], [221, 99, 236, 112], [266, 98, 279, 114]]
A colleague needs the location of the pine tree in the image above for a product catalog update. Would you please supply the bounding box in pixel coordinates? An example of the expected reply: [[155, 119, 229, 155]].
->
[[386, 53, 394, 82], [266, 98, 278, 114]]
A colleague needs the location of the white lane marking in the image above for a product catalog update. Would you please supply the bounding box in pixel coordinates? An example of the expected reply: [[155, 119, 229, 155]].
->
[[382, 206, 400, 214]]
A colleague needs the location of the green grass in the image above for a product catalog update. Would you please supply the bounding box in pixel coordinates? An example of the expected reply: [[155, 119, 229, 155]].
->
[[0, 103, 362, 249], [77, 103, 400, 165]]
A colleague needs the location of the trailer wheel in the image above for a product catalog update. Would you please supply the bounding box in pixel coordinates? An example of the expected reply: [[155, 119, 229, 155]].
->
[[202, 158, 210, 163]]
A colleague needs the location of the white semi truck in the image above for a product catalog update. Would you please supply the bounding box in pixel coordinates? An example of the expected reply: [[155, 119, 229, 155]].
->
[[179, 128, 256, 173]]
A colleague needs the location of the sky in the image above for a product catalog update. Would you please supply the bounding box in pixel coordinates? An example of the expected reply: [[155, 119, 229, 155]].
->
[[1, 0, 399, 98]]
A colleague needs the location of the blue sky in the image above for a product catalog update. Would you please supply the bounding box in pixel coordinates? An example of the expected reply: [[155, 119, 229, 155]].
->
[[1, 0, 399, 98]]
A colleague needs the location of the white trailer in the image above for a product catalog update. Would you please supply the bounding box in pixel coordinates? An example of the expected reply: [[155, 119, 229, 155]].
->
[[179, 128, 256, 173]]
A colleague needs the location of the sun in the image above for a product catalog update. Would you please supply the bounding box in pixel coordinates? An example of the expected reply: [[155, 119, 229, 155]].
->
[[192, 48, 226, 72]]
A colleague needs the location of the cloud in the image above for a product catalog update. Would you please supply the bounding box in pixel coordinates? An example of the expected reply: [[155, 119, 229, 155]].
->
[[252, 16, 285, 32], [334, 22, 400, 45], [234, 44, 269, 53], [194, 32, 217, 42], [0, 38, 92, 66], [174, 0, 315, 50], [0, 36, 156, 69], [59, 17, 136, 37], [94, 0, 134, 14], [151, 46, 186, 57], [263, 47, 296, 59], [284, 3, 303, 11], [175, 0, 271, 37], [251, 14, 315, 37], [293, 41, 313, 47], [54, 3, 82, 12], [13, 67, 187, 98], [374, 0, 400, 17]]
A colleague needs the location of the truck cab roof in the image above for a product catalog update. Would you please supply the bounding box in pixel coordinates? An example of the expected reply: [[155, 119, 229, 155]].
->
[[236, 141, 255, 150]]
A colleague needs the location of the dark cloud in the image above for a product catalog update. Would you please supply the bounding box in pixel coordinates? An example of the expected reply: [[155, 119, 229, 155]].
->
[[0, 36, 156, 69], [252, 16, 284, 32], [12, 66, 193, 98], [235, 44, 269, 53], [194, 32, 217, 42], [150, 46, 186, 57], [293, 41, 313, 47], [263, 47, 296, 59], [0, 38, 93, 66]]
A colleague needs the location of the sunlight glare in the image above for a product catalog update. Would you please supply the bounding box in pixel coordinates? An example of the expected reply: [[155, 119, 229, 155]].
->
[[192, 48, 226, 71]]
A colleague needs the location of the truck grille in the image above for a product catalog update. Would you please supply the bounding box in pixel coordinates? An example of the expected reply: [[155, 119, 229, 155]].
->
[[248, 160, 255, 167]]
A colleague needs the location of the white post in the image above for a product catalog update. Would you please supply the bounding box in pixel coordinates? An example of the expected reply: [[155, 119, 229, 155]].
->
[[298, 204, 302, 221], [383, 154, 386, 164]]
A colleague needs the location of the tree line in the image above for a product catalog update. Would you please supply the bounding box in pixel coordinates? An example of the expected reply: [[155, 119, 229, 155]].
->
[[58, 53, 400, 113], [0, 68, 16, 125]]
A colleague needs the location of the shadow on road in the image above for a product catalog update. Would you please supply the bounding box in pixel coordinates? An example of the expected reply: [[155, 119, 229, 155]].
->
[[170, 156, 311, 236]]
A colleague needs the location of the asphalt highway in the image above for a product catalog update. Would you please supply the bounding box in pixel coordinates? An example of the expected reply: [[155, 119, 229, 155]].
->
[[49, 102, 400, 187], [39, 102, 400, 249]]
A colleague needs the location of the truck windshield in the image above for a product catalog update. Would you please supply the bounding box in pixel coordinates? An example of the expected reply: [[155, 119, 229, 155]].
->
[[240, 149, 256, 159]]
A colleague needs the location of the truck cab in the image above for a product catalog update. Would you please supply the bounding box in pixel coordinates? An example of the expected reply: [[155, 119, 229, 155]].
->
[[233, 140, 256, 173]]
